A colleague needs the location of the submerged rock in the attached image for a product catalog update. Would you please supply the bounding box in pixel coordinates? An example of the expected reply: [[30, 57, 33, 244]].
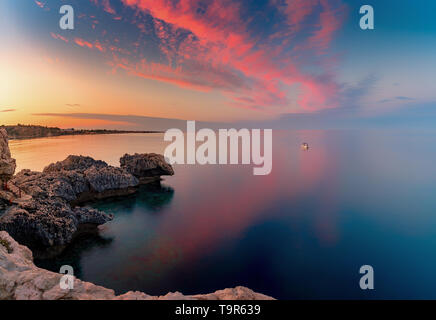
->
[[0, 128, 16, 182], [0, 231, 274, 300], [120, 153, 174, 181]]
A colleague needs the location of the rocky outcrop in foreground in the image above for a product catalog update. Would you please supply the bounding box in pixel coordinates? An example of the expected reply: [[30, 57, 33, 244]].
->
[[0, 231, 274, 300], [0, 154, 174, 250], [0, 128, 16, 182]]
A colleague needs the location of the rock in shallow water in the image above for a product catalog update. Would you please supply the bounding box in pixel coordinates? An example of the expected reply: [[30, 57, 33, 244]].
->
[[0, 157, 135, 248], [120, 153, 174, 179], [0, 130, 174, 252], [0, 231, 274, 300], [0, 153, 173, 249], [0, 198, 111, 248]]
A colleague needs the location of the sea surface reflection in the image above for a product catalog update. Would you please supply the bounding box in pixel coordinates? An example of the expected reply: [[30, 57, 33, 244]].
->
[[10, 130, 436, 299]]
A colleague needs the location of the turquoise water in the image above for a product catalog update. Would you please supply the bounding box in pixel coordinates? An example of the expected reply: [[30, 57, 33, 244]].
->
[[10, 131, 436, 299]]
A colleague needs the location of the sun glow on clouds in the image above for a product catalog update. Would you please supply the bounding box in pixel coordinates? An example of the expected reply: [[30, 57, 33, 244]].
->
[[50, 0, 347, 114]]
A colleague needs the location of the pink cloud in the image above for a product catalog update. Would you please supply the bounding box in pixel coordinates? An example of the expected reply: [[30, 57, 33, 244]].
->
[[118, 0, 346, 112], [34, 0, 45, 8], [50, 32, 69, 43], [77, 0, 346, 113], [90, 0, 116, 14], [74, 38, 94, 49]]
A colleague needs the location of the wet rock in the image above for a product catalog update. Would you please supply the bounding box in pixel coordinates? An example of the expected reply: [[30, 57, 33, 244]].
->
[[0, 231, 274, 300], [120, 153, 174, 181]]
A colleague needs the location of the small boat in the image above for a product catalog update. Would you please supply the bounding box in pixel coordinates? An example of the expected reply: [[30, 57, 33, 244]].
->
[[301, 143, 309, 151]]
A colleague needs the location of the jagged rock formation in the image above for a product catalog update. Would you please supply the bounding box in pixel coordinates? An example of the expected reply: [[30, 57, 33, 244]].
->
[[0, 153, 174, 250], [0, 199, 112, 248], [43, 155, 108, 173], [0, 128, 16, 183], [0, 231, 274, 300], [120, 153, 174, 183]]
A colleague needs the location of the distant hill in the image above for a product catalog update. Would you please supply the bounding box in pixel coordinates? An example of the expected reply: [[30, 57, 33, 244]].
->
[[1, 124, 161, 139]]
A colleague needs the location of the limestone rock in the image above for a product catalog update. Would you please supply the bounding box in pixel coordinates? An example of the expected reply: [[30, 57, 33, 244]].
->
[[1, 153, 170, 249], [43, 155, 107, 173], [84, 166, 138, 193], [0, 130, 171, 252], [0, 200, 111, 248], [0, 129, 16, 181], [0, 231, 274, 300], [120, 153, 174, 180]]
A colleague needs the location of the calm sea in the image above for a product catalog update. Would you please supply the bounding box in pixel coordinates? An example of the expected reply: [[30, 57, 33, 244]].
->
[[8, 130, 436, 299]]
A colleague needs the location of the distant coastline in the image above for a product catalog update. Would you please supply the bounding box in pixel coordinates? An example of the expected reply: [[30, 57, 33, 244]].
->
[[1, 124, 163, 140]]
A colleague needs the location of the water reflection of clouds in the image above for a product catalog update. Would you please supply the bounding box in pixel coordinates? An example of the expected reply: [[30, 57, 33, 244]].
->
[[152, 131, 342, 264]]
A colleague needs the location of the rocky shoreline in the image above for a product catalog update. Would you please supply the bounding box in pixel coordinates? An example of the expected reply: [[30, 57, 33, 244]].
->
[[0, 127, 175, 251], [0, 231, 274, 300], [0, 128, 273, 300], [0, 153, 174, 252], [2, 124, 162, 140]]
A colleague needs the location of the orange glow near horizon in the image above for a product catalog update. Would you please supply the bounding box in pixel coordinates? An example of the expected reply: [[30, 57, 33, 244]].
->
[[1, 39, 270, 130], [0, 0, 351, 129]]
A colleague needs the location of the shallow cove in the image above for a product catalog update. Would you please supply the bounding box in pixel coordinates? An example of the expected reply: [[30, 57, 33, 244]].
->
[[9, 131, 436, 299]]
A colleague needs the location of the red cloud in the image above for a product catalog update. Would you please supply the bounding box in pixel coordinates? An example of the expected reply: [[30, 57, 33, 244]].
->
[[75, 38, 94, 49], [72, 38, 107, 52], [79, 0, 346, 113], [50, 32, 69, 43], [119, 0, 346, 112], [90, 0, 116, 14]]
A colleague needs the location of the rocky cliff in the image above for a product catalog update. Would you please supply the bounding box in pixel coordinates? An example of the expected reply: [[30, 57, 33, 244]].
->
[[0, 231, 274, 300], [0, 128, 16, 182]]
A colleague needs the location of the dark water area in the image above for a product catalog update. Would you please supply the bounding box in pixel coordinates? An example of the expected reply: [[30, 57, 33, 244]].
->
[[12, 130, 436, 299]]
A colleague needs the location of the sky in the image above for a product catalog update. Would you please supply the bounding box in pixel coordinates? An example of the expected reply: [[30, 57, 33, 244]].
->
[[1, 0, 435, 130]]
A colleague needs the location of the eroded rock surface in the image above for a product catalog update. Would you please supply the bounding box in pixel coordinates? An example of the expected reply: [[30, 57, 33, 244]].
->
[[43, 155, 107, 173], [0, 200, 112, 248], [0, 157, 135, 248], [120, 153, 174, 181], [0, 231, 274, 300], [0, 128, 16, 182], [0, 153, 173, 249]]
